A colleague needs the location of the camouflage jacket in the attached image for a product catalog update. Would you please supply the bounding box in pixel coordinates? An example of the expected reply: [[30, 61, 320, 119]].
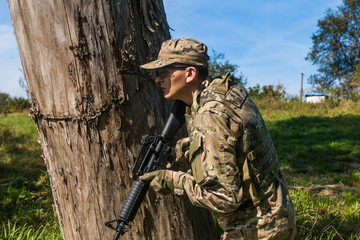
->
[[172, 74, 296, 239]]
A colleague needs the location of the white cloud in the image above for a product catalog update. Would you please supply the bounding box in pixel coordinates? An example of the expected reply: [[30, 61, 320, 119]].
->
[[0, 24, 23, 97], [0, 24, 17, 55]]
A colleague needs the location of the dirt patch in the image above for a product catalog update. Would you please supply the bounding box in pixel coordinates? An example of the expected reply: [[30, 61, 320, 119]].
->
[[290, 183, 360, 197]]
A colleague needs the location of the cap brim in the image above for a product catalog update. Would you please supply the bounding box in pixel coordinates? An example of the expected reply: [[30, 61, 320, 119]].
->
[[140, 60, 163, 70], [140, 58, 179, 70]]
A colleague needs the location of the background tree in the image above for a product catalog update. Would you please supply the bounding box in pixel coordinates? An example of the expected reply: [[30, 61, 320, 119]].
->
[[306, 0, 360, 99], [248, 84, 286, 100], [208, 50, 247, 85], [0, 92, 29, 114], [0, 92, 10, 113], [352, 62, 360, 99], [8, 0, 218, 239], [3, 97, 30, 114]]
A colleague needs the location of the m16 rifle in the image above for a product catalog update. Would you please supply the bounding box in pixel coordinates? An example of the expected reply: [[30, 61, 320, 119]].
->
[[105, 100, 186, 240]]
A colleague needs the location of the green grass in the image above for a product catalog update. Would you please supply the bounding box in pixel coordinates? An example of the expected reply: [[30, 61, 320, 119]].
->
[[259, 99, 360, 240], [1, 221, 62, 240], [291, 189, 360, 240], [1, 100, 360, 239], [0, 113, 61, 239], [267, 115, 360, 185]]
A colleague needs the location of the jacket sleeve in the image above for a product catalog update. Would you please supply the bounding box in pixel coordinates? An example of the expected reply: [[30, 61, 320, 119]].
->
[[173, 102, 245, 213]]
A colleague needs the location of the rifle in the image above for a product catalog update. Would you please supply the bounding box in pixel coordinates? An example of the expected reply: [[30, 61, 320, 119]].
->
[[105, 100, 186, 240]]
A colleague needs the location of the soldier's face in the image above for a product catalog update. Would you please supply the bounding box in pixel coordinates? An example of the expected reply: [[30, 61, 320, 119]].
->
[[155, 68, 187, 100]]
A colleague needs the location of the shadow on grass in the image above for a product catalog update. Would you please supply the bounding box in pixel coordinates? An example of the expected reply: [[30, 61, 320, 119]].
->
[[297, 210, 360, 239], [268, 114, 360, 239], [0, 125, 44, 182], [0, 123, 48, 224], [267, 114, 360, 184]]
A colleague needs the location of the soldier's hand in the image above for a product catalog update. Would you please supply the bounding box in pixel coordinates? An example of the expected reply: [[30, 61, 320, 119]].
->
[[175, 137, 190, 162], [140, 170, 174, 195]]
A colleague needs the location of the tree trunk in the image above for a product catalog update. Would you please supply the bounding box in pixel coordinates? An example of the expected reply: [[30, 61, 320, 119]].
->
[[9, 0, 219, 239]]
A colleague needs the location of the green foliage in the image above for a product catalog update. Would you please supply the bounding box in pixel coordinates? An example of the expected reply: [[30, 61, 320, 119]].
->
[[0, 113, 62, 239], [208, 50, 247, 85], [352, 171, 360, 184], [248, 83, 286, 100], [0, 93, 30, 115], [254, 97, 360, 120], [4, 97, 31, 114], [306, 0, 360, 99], [0, 92, 10, 113]]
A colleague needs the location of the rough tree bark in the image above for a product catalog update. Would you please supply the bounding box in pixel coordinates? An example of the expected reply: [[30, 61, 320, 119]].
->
[[9, 0, 219, 239]]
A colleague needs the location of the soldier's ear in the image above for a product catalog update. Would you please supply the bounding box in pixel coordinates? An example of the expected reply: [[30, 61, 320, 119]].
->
[[185, 67, 197, 84]]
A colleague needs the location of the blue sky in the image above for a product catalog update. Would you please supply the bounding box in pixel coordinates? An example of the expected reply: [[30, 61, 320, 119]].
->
[[1, 0, 343, 97]]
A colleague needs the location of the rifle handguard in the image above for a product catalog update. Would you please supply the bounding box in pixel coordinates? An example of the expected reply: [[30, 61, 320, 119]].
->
[[105, 179, 149, 239], [105, 100, 186, 239]]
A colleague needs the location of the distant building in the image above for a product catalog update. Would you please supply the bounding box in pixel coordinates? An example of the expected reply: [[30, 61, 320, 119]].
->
[[305, 93, 328, 103]]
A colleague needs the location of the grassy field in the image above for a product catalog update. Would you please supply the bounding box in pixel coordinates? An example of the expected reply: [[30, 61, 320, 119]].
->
[[0, 113, 61, 239], [261, 99, 360, 240], [0, 100, 359, 239]]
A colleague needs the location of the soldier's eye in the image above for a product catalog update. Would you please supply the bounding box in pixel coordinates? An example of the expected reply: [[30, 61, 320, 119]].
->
[[156, 69, 170, 79]]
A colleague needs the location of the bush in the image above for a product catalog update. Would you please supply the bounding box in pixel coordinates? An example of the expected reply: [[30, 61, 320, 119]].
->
[[0, 95, 30, 115], [0, 92, 10, 113], [248, 84, 286, 100]]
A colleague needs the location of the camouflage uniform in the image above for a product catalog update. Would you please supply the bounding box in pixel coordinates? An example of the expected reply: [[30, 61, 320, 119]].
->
[[141, 38, 296, 239], [171, 74, 296, 239]]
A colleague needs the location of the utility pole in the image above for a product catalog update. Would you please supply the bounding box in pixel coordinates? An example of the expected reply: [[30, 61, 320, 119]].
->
[[300, 73, 304, 102]]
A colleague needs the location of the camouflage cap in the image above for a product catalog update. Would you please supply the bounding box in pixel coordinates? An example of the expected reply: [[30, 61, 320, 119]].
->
[[140, 38, 209, 70]]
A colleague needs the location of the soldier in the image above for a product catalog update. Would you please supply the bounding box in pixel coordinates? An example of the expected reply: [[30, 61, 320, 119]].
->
[[140, 38, 296, 240]]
